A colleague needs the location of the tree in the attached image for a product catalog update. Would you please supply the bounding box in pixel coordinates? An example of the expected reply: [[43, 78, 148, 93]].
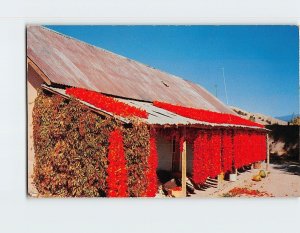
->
[[249, 115, 256, 122]]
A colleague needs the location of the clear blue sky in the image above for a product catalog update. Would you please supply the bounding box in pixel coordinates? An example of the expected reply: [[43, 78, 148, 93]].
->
[[46, 25, 299, 117]]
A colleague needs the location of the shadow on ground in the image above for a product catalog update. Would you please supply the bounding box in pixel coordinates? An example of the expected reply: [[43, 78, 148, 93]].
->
[[270, 157, 300, 176]]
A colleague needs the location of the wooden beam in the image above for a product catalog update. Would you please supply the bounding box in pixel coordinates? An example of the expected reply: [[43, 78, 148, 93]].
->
[[151, 123, 269, 133], [27, 57, 51, 85], [217, 173, 224, 189], [266, 133, 270, 171], [181, 127, 187, 197], [41, 85, 130, 124]]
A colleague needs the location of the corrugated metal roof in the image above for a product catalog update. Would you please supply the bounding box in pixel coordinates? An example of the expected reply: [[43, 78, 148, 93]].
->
[[42, 85, 267, 131], [27, 26, 236, 114], [117, 98, 203, 125], [117, 98, 267, 130]]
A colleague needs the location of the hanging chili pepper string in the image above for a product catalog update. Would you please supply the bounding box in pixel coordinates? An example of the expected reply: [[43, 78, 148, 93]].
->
[[209, 130, 221, 178], [153, 101, 264, 128], [66, 87, 148, 118], [193, 131, 207, 184], [222, 130, 233, 173], [145, 129, 159, 197], [107, 129, 128, 197]]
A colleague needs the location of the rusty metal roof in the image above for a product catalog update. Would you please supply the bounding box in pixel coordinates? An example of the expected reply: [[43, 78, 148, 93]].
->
[[117, 98, 266, 130], [42, 85, 267, 131], [27, 25, 236, 114]]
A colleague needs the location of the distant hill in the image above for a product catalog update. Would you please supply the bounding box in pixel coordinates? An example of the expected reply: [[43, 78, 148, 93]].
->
[[276, 114, 299, 122], [230, 106, 288, 125]]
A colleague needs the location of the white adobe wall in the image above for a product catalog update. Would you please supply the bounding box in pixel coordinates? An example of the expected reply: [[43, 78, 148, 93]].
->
[[27, 65, 44, 196], [157, 135, 173, 171], [156, 135, 194, 175]]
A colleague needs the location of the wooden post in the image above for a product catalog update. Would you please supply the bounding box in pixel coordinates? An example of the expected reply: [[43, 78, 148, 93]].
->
[[217, 172, 224, 188], [266, 133, 270, 171], [181, 127, 187, 197]]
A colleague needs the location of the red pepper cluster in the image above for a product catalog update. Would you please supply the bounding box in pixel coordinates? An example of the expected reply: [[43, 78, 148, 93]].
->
[[107, 129, 128, 197], [193, 129, 266, 184], [250, 132, 267, 163], [66, 87, 148, 119], [153, 101, 264, 128], [222, 130, 233, 173], [145, 130, 159, 197], [209, 130, 222, 178], [193, 130, 222, 183], [193, 131, 210, 184], [233, 131, 243, 168], [233, 130, 267, 169], [228, 187, 272, 197]]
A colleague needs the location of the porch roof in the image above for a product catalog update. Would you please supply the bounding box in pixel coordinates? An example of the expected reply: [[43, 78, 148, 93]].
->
[[41, 85, 268, 132]]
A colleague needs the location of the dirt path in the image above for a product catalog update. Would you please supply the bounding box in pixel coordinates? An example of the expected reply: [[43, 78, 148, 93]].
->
[[190, 162, 300, 198]]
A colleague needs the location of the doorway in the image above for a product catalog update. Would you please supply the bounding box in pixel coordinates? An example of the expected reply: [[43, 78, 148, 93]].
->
[[171, 137, 181, 172]]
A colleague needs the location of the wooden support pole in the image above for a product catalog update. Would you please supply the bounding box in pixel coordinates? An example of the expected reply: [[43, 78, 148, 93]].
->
[[266, 133, 270, 171], [181, 127, 187, 197], [217, 173, 224, 189]]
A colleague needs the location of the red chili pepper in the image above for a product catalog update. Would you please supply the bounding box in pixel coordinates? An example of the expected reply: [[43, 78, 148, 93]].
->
[[145, 129, 159, 197], [229, 188, 271, 197], [107, 129, 128, 197], [153, 101, 264, 128], [66, 87, 148, 119]]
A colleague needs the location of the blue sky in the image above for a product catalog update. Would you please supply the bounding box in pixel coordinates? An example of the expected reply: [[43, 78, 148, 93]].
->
[[46, 25, 299, 117]]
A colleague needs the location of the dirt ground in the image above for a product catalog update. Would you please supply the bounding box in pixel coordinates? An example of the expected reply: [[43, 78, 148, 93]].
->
[[190, 161, 300, 198]]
